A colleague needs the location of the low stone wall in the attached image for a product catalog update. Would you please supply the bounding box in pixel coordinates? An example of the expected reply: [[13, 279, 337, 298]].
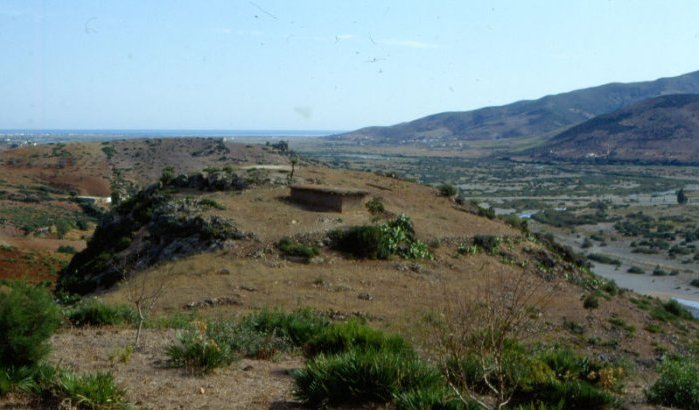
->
[[290, 185, 368, 212]]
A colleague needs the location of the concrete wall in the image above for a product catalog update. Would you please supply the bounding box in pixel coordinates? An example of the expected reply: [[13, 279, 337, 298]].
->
[[290, 188, 365, 212]]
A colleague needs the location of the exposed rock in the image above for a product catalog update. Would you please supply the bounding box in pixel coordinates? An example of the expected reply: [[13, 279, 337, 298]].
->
[[357, 292, 373, 301], [58, 182, 250, 294], [184, 295, 242, 309]]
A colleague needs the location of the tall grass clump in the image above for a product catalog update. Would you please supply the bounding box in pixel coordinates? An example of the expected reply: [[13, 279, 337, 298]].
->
[[166, 321, 235, 373], [646, 357, 699, 409], [64, 298, 136, 327], [57, 371, 129, 410], [0, 281, 62, 368], [293, 350, 443, 408], [240, 308, 330, 347], [277, 237, 320, 260], [304, 319, 414, 357]]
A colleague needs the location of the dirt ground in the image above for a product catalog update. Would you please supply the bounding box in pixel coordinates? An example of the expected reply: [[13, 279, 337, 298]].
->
[[49, 327, 302, 410]]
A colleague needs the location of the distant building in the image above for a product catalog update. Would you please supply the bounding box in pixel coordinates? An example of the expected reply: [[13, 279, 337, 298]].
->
[[290, 185, 369, 212]]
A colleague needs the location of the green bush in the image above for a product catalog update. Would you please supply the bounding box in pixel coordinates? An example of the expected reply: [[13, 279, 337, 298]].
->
[[0, 364, 57, 396], [57, 245, 78, 254], [331, 214, 431, 260], [304, 320, 413, 358], [199, 198, 225, 210], [0, 281, 62, 368], [393, 385, 468, 409], [661, 299, 693, 320], [207, 320, 290, 359], [240, 309, 329, 347], [277, 237, 320, 260], [627, 266, 645, 274], [472, 235, 502, 255], [293, 350, 443, 407], [652, 266, 668, 276], [57, 371, 129, 409], [365, 197, 386, 215], [529, 379, 615, 409], [64, 299, 136, 327], [583, 295, 599, 309], [438, 184, 458, 197], [608, 317, 635, 333], [500, 214, 528, 232], [587, 253, 621, 266], [166, 324, 236, 373], [647, 358, 699, 409], [691, 278, 699, 287], [331, 225, 388, 259]]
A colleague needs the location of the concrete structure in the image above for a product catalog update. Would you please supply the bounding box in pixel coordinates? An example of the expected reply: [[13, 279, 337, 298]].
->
[[290, 185, 369, 212]]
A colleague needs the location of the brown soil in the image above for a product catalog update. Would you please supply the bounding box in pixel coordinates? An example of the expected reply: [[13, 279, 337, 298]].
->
[[48, 327, 301, 410]]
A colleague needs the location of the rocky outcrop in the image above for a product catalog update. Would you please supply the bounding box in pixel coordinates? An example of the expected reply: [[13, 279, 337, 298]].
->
[[58, 182, 250, 294]]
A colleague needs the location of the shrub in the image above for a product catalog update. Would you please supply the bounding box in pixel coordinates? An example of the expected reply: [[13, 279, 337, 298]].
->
[[304, 320, 413, 358], [438, 184, 458, 197], [207, 320, 290, 359], [472, 235, 502, 255], [393, 385, 468, 410], [601, 280, 620, 296], [64, 299, 136, 327], [661, 299, 693, 320], [365, 197, 386, 215], [57, 245, 77, 254], [199, 198, 225, 210], [587, 253, 621, 266], [583, 295, 599, 309], [691, 278, 699, 287], [331, 225, 387, 259], [0, 364, 57, 396], [627, 266, 645, 274], [293, 350, 443, 407], [277, 237, 320, 260], [0, 281, 62, 368], [500, 214, 528, 232], [240, 309, 329, 347], [331, 214, 431, 260], [652, 266, 668, 276], [529, 379, 615, 409], [647, 357, 699, 409], [57, 371, 129, 409], [166, 322, 235, 373], [608, 317, 635, 333]]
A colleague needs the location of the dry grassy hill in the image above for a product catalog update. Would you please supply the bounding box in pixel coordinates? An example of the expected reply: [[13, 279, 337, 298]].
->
[[1, 141, 697, 409], [0, 139, 289, 283], [45, 161, 699, 409]]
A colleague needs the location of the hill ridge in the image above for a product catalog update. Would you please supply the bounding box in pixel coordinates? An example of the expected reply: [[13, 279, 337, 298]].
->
[[329, 70, 699, 146]]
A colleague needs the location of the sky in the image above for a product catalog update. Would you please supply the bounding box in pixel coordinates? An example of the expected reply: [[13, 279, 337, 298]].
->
[[1, 0, 699, 131]]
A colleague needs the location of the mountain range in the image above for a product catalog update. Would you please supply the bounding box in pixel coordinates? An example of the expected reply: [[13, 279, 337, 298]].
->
[[329, 70, 699, 147], [530, 93, 699, 163]]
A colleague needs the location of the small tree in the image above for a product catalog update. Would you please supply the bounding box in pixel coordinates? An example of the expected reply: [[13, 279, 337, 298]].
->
[[113, 258, 170, 349], [287, 154, 299, 185], [677, 188, 688, 205], [0, 281, 62, 368], [431, 270, 551, 410]]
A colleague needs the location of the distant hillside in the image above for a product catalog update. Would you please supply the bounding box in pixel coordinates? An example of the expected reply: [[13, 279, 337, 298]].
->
[[329, 70, 699, 146], [531, 94, 699, 163]]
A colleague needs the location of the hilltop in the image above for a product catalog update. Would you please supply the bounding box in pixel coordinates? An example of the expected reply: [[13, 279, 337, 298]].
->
[[530, 93, 699, 163], [0, 138, 288, 282], [46, 157, 698, 408], [328, 70, 699, 147]]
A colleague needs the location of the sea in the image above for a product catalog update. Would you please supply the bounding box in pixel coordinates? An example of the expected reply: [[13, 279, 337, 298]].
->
[[0, 129, 342, 145]]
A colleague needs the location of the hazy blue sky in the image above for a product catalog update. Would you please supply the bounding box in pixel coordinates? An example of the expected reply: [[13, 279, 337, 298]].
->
[[2, 0, 699, 130]]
